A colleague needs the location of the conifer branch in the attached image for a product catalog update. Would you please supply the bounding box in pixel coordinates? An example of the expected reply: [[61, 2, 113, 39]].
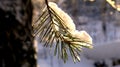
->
[[33, 1, 93, 63]]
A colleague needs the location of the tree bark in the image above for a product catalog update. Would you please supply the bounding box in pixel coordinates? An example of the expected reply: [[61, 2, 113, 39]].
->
[[0, 0, 36, 67]]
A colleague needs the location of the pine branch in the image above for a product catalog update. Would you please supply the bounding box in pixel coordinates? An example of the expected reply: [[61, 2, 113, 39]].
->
[[106, 0, 120, 12], [33, 1, 93, 63]]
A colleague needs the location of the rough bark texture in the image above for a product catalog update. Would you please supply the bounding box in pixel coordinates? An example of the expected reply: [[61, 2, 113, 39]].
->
[[0, 0, 36, 67]]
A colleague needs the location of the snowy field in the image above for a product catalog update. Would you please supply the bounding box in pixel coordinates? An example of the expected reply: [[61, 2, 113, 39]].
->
[[36, 39, 120, 67]]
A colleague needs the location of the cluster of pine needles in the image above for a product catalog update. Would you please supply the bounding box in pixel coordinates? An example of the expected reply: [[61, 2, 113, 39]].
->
[[33, 0, 93, 63]]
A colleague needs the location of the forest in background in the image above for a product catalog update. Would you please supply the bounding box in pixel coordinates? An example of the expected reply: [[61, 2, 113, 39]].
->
[[1, 0, 120, 67]]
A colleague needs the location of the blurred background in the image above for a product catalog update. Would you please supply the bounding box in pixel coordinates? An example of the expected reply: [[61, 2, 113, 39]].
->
[[32, 0, 120, 67]]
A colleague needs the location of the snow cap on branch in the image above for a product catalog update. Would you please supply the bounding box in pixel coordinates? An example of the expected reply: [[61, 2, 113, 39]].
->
[[48, 2, 92, 45]]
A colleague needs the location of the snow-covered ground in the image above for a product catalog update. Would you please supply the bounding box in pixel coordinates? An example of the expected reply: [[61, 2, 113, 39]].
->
[[37, 40, 120, 67], [37, 43, 95, 67], [83, 40, 120, 60], [37, 56, 95, 67]]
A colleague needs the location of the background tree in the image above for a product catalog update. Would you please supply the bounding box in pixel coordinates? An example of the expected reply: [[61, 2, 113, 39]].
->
[[0, 0, 36, 67]]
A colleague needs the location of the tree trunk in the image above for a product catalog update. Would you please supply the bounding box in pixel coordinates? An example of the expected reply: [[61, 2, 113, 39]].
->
[[0, 0, 36, 67]]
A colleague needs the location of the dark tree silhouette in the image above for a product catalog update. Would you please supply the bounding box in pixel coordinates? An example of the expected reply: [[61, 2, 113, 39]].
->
[[0, 0, 36, 67]]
